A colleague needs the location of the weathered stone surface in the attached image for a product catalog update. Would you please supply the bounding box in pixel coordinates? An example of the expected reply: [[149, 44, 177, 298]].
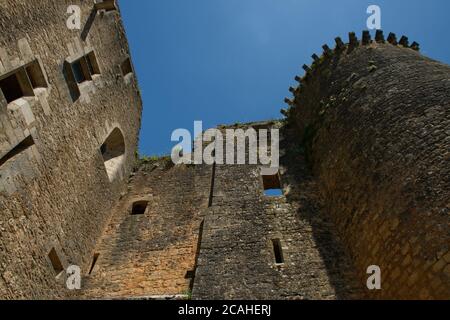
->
[[0, 1, 448, 301], [290, 40, 450, 299], [0, 1, 141, 299], [81, 160, 212, 299]]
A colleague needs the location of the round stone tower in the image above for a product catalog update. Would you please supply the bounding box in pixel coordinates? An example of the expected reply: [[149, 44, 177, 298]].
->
[[286, 31, 449, 299]]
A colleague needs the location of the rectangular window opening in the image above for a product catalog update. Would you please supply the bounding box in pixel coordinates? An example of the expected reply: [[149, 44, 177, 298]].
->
[[262, 173, 283, 197], [88, 253, 100, 275], [86, 51, 101, 75], [121, 58, 133, 77], [72, 59, 88, 84], [0, 135, 35, 168], [272, 239, 284, 264], [48, 248, 64, 275], [132, 201, 148, 215], [0, 73, 25, 103], [25, 61, 47, 89]]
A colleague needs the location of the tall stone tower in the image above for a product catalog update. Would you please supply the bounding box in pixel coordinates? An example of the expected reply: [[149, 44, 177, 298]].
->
[[286, 31, 450, 299], [0, 0, 141, 298]]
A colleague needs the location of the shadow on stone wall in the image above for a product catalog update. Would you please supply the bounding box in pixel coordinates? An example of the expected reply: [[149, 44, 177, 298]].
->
[[280, 123, 364, 299]]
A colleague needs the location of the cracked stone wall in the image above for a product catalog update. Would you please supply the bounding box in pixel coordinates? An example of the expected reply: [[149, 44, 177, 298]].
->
[[0, 0, 141, 299], [289, 35, 450, 299]]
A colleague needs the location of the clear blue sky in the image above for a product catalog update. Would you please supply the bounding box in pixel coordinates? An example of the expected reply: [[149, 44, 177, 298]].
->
[[119, 0, 450, 156]]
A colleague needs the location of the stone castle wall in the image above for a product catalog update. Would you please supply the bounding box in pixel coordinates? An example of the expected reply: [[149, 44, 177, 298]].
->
[[0, 0, 141, 299], [81, 160, 212, 299], [288, 32, 450, 299], [0, 1, 448, 300], [79, 122, 364, 300], [192, 123, 362, 299]]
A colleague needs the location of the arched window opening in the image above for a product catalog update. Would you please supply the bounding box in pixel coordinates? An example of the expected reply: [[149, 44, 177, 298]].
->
[[100, 128, 125, 182]]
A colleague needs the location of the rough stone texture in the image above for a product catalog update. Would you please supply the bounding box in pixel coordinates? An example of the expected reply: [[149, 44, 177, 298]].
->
[[0, 1, 141, 299], [79, 122, 362, 300], [1, 1, 448, 300], [191, 122, 362, 300], [81, 160, 212, 299], [289, 37, 450, 299]]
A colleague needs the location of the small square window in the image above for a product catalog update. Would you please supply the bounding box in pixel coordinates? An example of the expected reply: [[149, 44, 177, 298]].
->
[[0, 61, 46, 104], [265, 189, 283, 197], [132, 201, 148, 215], [0, 135, 35, 168], [95, 0, 117, 12]]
